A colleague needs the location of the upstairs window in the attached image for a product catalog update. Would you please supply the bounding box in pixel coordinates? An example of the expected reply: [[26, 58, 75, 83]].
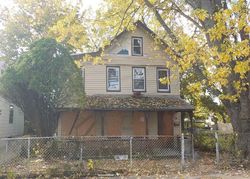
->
[[132, 37, 143, 56], [107, 66, 120, 91], [132, 67, 146, 92], [157, 68, 170, 92], [9, 105, 14, 124]]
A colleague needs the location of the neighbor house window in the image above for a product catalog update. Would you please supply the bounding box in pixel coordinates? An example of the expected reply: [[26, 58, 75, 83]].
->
[[132, 67, 146, 92], [107, 66, 120, 91], [157, 68, 170, 92], [9, 105, 14, 124], [132, 37, 143, 56]]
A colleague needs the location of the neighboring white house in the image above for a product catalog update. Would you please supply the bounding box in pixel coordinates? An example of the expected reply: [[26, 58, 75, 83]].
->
[[0, 62, 24, 138], [0, 97, 24, 138]]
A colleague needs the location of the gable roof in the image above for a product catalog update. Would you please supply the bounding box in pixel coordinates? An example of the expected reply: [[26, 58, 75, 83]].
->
[[71, 20, 168, 59]]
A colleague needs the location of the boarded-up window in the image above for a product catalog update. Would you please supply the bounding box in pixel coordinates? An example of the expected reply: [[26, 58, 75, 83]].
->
[[105, 112, 123, 136], [158, 112, 174, 136], [133, 112, 146, 135]]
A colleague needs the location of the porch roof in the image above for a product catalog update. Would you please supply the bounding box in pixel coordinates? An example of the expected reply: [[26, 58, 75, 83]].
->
[[61, 95, 194, 112]]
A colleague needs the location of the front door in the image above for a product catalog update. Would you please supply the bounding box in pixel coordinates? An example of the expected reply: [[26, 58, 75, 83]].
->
[[158, 112, 174, 136]]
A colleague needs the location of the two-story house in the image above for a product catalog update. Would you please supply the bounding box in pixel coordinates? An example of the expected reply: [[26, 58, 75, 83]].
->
[[57, 21, 194, 137]]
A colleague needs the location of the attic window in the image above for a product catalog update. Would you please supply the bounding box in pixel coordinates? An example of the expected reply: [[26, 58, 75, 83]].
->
[[132, 37, 143, 56], [117, 49, 129, 55]]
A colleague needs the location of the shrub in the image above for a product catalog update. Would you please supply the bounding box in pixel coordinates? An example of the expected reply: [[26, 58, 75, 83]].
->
[[194, 132, 216, 152]]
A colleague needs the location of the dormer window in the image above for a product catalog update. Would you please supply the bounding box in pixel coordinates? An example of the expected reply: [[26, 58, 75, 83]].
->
[[132, 37, 143, 56]]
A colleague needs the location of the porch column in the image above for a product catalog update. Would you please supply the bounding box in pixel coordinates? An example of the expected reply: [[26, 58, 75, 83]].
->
[[100, 111, 105, 136], [189, 111, 195, 160], [181, 112, 185, 132], [144, 112, 149, 135], [188, 111, 194, 133]]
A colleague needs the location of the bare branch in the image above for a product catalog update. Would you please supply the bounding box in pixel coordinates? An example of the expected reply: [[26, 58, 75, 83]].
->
[[171, 2, 203, 29], [143, 0, 179, 44], [114, 0, 134, 38]]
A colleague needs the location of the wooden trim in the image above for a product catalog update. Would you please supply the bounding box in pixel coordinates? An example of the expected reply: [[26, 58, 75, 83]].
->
[[132, 67, 146, 92], [181, 112, 185, 131], [189, 111, 194, 133], [101, 112, 105, 136], [69, 110, 81, 135], [131, 36, 143, 56], [156, 67, 171, 93], [106, 66, 121, 92], [145, 112, 149, 135], [82, 67, 85, 91]]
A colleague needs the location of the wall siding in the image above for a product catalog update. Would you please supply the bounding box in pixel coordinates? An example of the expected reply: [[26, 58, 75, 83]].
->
[[84, 27, 180, 96], [0, 97, 24, 138], [85, 65, 180, 95]]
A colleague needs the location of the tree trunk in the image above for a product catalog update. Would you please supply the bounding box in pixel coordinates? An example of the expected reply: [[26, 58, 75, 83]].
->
[[224, 89, 250, 157]]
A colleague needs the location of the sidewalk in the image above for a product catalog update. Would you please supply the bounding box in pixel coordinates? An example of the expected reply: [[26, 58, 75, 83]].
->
[[109, 174, 250, 179]]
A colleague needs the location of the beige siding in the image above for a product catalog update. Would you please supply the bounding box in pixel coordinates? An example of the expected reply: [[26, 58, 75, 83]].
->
[[84, 27, 180, 96], [85, 64, 180, 96], [0, 97, 24, 138]]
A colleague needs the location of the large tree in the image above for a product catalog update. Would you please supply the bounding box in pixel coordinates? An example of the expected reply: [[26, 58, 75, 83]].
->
[[0, 38, 84, 136], [0, 0, 88, 62], [94, 0, 250, 155], [0, 0, 89, 135]]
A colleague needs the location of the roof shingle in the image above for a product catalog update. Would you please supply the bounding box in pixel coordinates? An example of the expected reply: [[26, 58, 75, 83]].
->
[[60, 95, 194, 112]]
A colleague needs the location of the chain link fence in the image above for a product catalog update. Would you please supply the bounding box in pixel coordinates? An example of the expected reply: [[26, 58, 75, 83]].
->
[[194, 130, 250, 164], [0, 135, 191, 177]]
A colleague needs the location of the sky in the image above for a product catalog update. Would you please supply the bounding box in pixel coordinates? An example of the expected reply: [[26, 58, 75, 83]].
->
[[70, 0, 103, 10], [0, 0, 103, 9]]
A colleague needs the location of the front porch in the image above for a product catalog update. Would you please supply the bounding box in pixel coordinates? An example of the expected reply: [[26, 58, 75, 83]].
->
[[58, 95, 194, 137], [58, 110, 184, 137]]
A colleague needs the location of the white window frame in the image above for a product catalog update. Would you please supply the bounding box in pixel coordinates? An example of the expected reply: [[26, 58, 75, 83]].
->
[[132, 67, 146, 92], [131, 37, 143, 56], [157, 68, 170, 92], [106, 66, 120, 92]]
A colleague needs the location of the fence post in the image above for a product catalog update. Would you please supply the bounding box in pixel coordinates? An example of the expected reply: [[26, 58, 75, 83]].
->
[[215, 132, 219, 163], [80, 145, 83, 161], [191, 133, 195, 161], [181, 133, 185, 170], [27, 137, 30, 159], [129, 137, 133, 168]]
